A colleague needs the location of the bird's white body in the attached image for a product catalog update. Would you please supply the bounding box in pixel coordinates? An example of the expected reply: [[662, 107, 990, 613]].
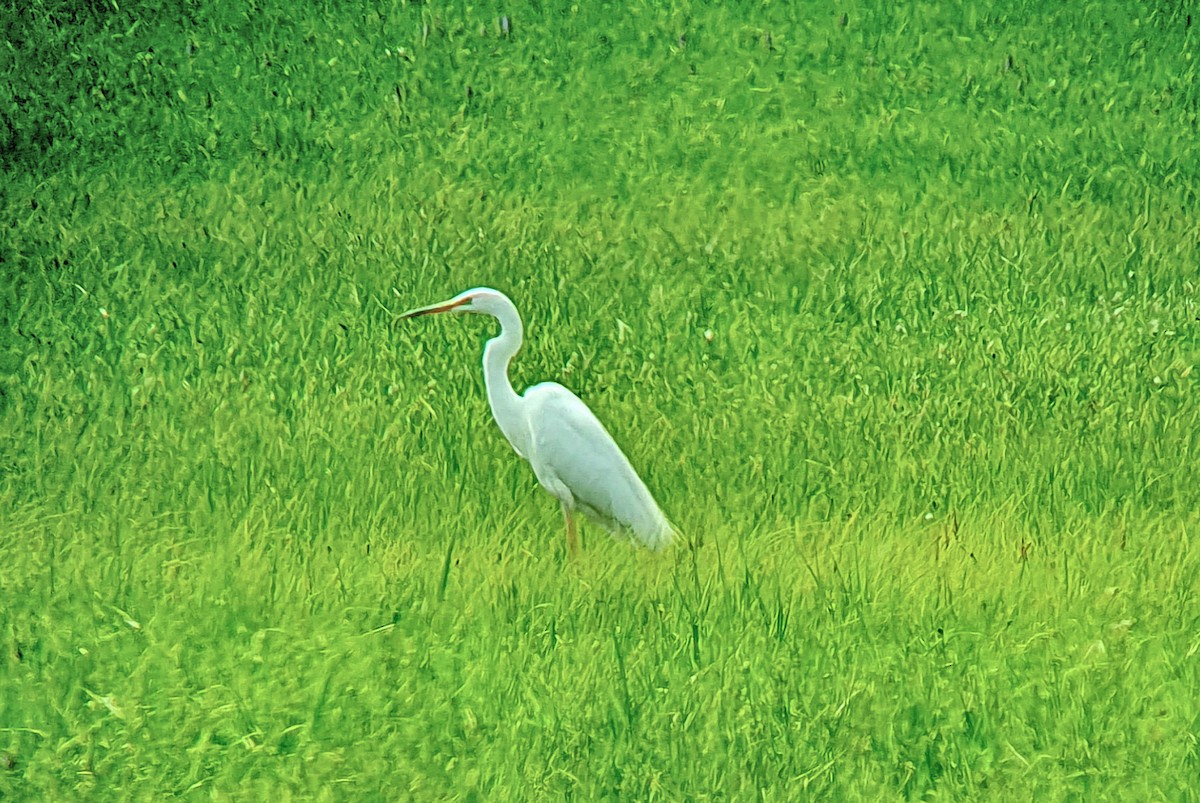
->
[[401, 287, 674, 552], [521, 382, 673, 550]]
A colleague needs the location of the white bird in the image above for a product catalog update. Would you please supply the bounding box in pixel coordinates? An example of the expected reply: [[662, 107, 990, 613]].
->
[[400, 287, 675, 555]]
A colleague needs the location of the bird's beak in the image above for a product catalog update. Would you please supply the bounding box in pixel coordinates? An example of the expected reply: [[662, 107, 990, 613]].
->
[[398, 297, 470, 319]]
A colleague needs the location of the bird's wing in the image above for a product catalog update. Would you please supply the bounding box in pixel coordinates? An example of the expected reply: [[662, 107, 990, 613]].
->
[[522, 382, 673, 549]]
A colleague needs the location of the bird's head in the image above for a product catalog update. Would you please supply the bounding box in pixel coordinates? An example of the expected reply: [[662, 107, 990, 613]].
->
[[398, 287, 512, 320]]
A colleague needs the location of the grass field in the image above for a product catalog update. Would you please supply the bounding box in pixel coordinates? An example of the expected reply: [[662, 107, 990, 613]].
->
[[3, 0, 1199, 798]]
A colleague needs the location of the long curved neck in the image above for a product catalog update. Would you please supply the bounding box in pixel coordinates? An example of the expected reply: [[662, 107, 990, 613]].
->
[[482, 299, 530, 456]]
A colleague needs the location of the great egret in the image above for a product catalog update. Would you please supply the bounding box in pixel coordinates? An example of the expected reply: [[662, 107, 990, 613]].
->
[[400, 287, 675, 555]]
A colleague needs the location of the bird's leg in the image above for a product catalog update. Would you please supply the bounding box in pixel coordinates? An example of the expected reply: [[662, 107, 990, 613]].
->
[[562, 502, 578, 558]]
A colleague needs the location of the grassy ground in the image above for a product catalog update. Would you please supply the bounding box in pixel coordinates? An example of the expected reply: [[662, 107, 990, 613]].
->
[[3, 0, 1199, 798]]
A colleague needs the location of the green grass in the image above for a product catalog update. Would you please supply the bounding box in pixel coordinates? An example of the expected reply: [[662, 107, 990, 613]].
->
[[3, 0, 1199, 798]]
